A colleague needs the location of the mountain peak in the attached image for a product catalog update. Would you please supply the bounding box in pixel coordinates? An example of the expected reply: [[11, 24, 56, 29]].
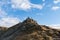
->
[[0, 18, 60, 40], [23, 17, 38, 25]]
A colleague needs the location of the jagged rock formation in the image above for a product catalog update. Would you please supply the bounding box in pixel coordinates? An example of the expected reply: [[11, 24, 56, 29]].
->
[[0, 18, 60, 40]]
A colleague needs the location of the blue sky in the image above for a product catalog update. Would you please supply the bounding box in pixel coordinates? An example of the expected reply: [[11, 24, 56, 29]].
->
[[0, 0, 60, 29]]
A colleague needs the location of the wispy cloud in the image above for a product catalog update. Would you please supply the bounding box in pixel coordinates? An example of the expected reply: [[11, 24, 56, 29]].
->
[[51, 6, 60, 11], [47, 24, 60, 29], [0, 9, 20, 27], [11, 0, 44, 10], [42, 0, 45, 2], [54, 0, 60, 4], [0, 9, 7, 17], [36, 13, 43, 16], [0, 0, 20, 27], [0, 17, 20, 27]]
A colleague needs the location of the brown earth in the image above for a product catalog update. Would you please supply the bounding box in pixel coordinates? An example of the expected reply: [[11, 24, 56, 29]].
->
[[0, 17, 60, 40]]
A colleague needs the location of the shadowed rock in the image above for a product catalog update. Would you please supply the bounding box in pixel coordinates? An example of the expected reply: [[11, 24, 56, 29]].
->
[[0, 17, 60, 40]]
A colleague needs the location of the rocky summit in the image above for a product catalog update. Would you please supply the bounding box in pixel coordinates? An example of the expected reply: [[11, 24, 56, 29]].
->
[[0, 17, 60, 40]]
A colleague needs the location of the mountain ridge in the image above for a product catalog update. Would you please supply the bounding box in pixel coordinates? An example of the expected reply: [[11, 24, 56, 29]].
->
[[0, 17, 60, 40]]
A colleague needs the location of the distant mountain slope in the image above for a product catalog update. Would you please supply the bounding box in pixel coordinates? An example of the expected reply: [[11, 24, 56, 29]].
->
[[0, 27, 7, 37], [0, 17, 60, 40]]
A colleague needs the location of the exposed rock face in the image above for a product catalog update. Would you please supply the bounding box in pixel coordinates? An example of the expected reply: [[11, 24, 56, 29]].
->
[[0, 18, 60, 40]]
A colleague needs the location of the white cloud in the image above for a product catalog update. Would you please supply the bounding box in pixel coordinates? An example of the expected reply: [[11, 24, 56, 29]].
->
[[51, 6, 60, 11], [31, 4, 43, 9], [0, 17, 20, 28], [47, 24, 60, 29], [0, 0, 8, 17], [11, 0, 31, 10], [0, 0, 20, 27], [0, 9, 20, 27], [0, 4, 20, 27], [36, 13, 43, 16], [0, 9, 7, 17], [54, 0, 60, 4], [42, 0, 45, 2], [0, 1, 7, 17], [11, 0, 44, 10]]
